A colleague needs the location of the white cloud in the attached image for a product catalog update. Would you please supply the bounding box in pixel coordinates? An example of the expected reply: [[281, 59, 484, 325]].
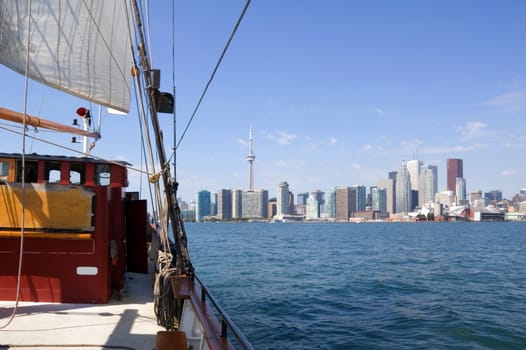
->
[[456, 121, 488, 140], [235, 138, 248, 146], [500, 170, 515, 176], [373, 107, 385, 115], [483, 91, 526, 113], [266, 130, 297, 145], [363, 144, 373, 151], [329, 137, 338, 145]]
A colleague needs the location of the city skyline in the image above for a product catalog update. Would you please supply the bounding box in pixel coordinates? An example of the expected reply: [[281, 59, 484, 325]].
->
[[0, 2, 524, 202], [185, 126, 520, 204]]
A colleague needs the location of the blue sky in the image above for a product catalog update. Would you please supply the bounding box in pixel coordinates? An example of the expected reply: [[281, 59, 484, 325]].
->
[[1, 1, 525, 202]]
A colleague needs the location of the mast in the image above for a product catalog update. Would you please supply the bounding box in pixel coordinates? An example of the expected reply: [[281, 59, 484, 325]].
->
[[131, 1, 192, 275]]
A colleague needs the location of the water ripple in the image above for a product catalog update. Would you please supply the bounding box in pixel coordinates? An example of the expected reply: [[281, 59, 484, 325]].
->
[[186, 222, 526, 349]]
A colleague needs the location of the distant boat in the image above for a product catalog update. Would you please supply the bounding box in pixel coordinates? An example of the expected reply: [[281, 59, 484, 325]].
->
[[0, 1, 252, 349]]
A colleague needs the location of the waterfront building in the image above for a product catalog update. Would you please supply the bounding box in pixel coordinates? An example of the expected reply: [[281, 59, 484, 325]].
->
[[306, 193, 321, 220], [368, 186, 376, 208], [296, 192, 309, 206], [210, 192, 218, 216], [231, 189, 242, 219], [277, 181, 291, 217], [470, 190, 482, 205], [268, 198, 277, 218], [447, 158, 463, 195], [372, 187, 387, 213], [456, 178, 467, 205], [242, 189, 268, 219], [484, 190, 503, 205], [335, 187, 356, 221], [356, 185, 366, 212], [217, 189, 232, 220], [327, 188, 336, 219], [435, 190, 455, 207], [196, 190, 211, 222], [419, 166, 437, 207], [395, 162, 412, 213], [407, 159, 423, 191], [378, 178, 395, 215]]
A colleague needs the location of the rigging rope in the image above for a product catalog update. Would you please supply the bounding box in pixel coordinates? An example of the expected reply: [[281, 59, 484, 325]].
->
[[0, 124, 153, 177], [0, 0, 32, 331], [175, 0, 251, 150]]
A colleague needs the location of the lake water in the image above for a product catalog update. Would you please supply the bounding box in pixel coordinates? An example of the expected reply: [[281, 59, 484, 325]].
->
[[184, 222, 526, 349]]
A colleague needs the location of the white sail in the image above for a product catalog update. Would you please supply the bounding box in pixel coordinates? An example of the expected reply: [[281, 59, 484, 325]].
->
[[0, 0, 132, 113]]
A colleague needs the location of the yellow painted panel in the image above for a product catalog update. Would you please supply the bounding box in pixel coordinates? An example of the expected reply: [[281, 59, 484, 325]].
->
[[0, 230, 92, 239], [0, 183, 94, 230]]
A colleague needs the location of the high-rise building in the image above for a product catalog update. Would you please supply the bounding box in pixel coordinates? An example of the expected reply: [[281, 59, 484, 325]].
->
[[217, 189, 232, 220], [447, 158, 463, 195], [456, 178, 467, 205], [396, 162, 412, 213], [378, 178, 394, 215], [419, 165, 437, 206], [296, 192, 309, 206], [484, 190, 502, 205], [242, 189, 268, 219], [309, 190, 325, 218], [335, 187, 355, 221], [210, 192, 218, 216], [306, 192, 322, 220], [368, 186, 376, 208], [196, 190, 211, 222], [356, 185, 366, 211], [327, 188, 336, 219], [372, 187, 387, 212], [406, 159, 423, 191], [388, 171, 397, 212], [231, 189, 242, 219], [277, 181, 291, 217]]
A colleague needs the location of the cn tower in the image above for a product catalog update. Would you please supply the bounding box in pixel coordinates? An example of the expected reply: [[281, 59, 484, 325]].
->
[[247, 128, 255, 191]]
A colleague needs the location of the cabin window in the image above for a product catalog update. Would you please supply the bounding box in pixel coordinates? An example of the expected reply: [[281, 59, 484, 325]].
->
[[95, 164, 111, 186], [0, 161, 9, 179], [16, 160, 38, 183], [70, 163, 86, 185], [44, 161, 62, 183]]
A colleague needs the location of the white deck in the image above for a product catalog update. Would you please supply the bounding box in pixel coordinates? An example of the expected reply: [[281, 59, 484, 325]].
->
[[0, 271, 164, 350]]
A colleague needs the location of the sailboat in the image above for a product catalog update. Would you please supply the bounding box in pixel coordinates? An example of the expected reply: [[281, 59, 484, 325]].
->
[[0, 1, 252, 349]]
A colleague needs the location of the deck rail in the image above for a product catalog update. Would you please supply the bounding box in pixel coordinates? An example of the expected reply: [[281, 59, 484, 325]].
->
[[193, 273, 254, 350]]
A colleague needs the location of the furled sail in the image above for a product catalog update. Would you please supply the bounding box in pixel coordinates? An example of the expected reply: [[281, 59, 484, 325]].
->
[[0, 0, 132, 113]]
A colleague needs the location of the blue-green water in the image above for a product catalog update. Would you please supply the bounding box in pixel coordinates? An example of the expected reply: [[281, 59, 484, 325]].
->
[[184, 222, 526, 349]]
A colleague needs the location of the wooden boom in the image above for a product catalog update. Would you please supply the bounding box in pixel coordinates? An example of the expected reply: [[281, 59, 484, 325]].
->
[[0, 107, 100, 139]]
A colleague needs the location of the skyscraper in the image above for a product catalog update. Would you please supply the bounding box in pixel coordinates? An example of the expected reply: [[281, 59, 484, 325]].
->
[[242, 189, 268, 218], [247, 128, 255, 191], [335, 187, 355, 221], [231, 189, 242, 219], [356, 185, 366, 211], [378, 178, 394, 215], [419, 165, 437, 207], [456, 178, 467, 205], [277, 181, 290, 217], [396, 162, 412, 213], [196, 190, 211, 222], [406, 159, 423, 191], [327, 188, 336, 219], [447, 158, 463, 195], [217, 189, 232, 220], [372, 187, 387, 212]]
